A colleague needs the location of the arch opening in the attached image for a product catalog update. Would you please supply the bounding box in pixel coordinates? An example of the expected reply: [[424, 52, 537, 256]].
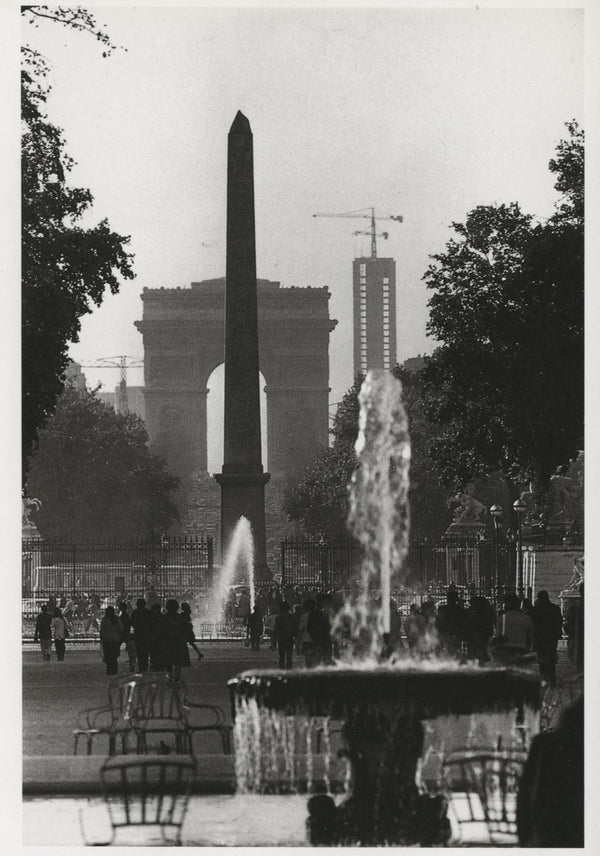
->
[[206, 363, 268, 475]]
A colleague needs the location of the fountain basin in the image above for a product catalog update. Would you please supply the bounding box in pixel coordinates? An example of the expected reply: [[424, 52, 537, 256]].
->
[[229, 664, 540, 720], [229, 664, 540, 845]]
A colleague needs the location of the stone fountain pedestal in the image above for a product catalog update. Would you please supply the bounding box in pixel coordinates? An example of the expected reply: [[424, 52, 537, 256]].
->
[[229, 665, 540, 846]]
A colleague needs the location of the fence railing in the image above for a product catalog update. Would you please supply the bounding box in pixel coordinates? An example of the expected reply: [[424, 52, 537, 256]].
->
[[280, 537, 517, 599], [22, 537, 214, 608]]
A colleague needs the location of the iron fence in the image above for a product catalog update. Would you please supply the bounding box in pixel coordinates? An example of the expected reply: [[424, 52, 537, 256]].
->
[[22, 537, 214, 616], [280, 537, 517, 603]]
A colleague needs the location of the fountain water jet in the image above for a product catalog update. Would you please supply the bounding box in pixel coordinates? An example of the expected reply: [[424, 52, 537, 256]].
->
[[229, 370, 541, 845], [205, 516, 255, 624]]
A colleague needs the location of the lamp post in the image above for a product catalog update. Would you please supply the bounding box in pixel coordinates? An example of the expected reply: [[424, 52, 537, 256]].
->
[[512, 498, 526, 599], [490, 504, 503, 602]]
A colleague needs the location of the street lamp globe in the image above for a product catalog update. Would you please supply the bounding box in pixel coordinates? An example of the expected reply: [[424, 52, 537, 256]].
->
[[490, 504, 503, 520], [512, 498, 526, 516]]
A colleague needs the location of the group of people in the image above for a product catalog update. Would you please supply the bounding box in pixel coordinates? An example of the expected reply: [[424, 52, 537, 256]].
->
[[33, 604, 70, 661], [402, 585, 570, 683], [253, 596, 333, 669], [33, 596, 204, 681], [99, 598, 203, 679]]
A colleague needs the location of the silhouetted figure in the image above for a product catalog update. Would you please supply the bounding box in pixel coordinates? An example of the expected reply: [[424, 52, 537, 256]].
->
[[33, 604, 52, 661], [531, 590, 563, 684], [161, 599, 195, 683], [99, 606, 123, 676], [180, 602, 203, 660], [436, 588, 466, 657], [51, 607, 68, 662], [118, 601, 137, 672], [465, 596, 495, 665], [130, 597, 153, 672], [247, 605, 264, 651], [489, 593, 535, 667], [149, 603, 165, 671], [273, 601, 297, 669], [517, 696, 583, 847]]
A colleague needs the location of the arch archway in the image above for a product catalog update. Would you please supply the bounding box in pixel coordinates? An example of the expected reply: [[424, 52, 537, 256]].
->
[[206, 363, 268, 475], [135, 278, 337, 483]]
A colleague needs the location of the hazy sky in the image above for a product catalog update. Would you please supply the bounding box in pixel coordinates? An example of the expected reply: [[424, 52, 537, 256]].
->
[[19, 3, 583, 445]]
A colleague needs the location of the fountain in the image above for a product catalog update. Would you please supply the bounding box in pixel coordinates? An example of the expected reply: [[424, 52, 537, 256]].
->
[[204, 516, 255, 624], [229, 370, 540, 845]]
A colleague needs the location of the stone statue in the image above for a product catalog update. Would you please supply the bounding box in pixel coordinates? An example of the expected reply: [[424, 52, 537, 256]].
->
[[546, 466, 573, 523], [446, 483, 487, 524], [565, 555, 584, 591]]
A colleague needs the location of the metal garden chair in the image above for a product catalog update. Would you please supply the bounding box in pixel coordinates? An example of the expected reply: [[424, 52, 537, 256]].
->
[[80, 754, 196, 845], [442, 748, 527, 846]]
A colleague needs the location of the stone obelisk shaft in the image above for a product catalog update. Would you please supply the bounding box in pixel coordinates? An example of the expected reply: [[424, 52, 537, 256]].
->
[[215, 111, 270, 580]]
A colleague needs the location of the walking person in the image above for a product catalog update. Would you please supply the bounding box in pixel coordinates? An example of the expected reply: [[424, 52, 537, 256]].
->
[[99, 605, 123, 676], [161, 599, 195, 683], [273, 601, 298, 669], [531, 590, 563, 685], [247, 605, 264, 651], [50, 607, 69, 662], [130, 597, 154, 672], [181, 602, 204, 661], [33, 604, 53, 661], [118, 601, 137, 673]]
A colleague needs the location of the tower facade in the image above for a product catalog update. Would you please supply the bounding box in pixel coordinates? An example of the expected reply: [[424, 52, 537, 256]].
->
[[352, 257, 397, 375]]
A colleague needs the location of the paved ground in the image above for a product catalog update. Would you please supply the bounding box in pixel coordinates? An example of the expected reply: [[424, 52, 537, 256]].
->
[[23, 641, 278, 756]]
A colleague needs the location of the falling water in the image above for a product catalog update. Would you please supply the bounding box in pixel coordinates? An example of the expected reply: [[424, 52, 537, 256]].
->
[[338, 369, 411, 657], [205, 516, 255, 623]]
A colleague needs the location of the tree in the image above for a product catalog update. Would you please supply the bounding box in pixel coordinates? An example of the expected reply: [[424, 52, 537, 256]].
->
[[21, 7, 135, 481], [284, 369, 450, 539], [422, 122, 584, 497], [284, 377, 363, 539], [25, 383, 179, 541]]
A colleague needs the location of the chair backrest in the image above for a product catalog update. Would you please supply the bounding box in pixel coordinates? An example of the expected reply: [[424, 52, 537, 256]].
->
[[100, 755, 195, 844], [443, 749, 526, 844], [129, 679, 188, 726]]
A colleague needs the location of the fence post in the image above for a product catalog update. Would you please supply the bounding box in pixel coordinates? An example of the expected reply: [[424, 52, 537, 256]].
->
[[281, 539, 286, 586], [72, 543, 76, 594]]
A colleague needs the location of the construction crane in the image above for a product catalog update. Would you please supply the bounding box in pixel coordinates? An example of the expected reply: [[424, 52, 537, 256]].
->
[[78, 356, 143, 413], [313, 207, 403, 259]]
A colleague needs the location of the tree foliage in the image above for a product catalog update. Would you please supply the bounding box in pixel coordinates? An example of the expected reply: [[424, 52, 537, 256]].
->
[[422, 122, 584, 493], [26, 383, 179, 541], [22, 6, 134, 481]]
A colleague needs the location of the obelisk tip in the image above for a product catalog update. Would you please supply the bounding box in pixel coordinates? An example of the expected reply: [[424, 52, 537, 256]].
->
[[229, 111, 251, 135]]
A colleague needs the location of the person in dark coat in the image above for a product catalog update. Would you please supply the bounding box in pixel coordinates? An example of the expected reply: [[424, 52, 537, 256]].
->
[[180, 602, 204, 660], [148, 603, 165, 671], [436, 588, 466, 658], [99, 606, 123, 676], [465, 596, 495, 665], [517, 696, 583, 847], [33, 604, 52, 661], [531, 590, 563, 684], [247, 605, 264, 651], [118, 601, 137, 672], [161, 599, 195, 682], [130, 597, 154, 672], [273, 601, 298, 669]]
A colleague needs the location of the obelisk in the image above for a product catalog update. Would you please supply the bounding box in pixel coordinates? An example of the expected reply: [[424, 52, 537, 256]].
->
[[215, 111, 271, 581]]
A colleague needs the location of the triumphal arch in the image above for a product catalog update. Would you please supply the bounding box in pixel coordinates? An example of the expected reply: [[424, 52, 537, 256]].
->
[[135, 278, 337, 482]]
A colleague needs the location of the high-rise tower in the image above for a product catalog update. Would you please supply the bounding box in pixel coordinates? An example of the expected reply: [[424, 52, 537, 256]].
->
[[353, 256, 397, 375]]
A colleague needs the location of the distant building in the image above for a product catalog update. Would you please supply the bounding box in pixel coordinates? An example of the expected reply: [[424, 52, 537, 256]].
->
[[353, 256, 397, 375], [96, 385, 146, 422], [64, 361, 87, 391]]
